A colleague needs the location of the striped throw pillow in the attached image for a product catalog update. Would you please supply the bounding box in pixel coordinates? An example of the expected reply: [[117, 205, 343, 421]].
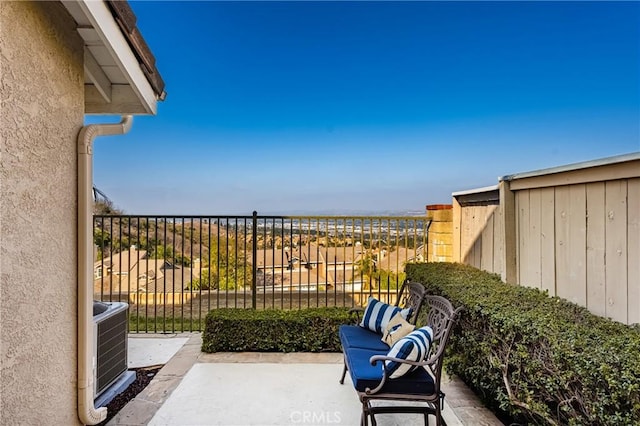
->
[[385, 326, 434, 379], [359, 296, 412, 334]]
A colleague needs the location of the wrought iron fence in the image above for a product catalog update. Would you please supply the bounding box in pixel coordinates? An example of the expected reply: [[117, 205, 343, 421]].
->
[[93, 213, 431, 332]]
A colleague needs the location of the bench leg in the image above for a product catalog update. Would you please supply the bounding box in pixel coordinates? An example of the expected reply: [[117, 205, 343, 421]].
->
[[360, 401, 369, 426], [435, 393, 445, 426], [339, 362, 348, 384]]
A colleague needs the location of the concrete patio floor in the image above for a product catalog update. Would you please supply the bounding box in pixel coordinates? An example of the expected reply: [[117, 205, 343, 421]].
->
[[108, 333, 503, 426]]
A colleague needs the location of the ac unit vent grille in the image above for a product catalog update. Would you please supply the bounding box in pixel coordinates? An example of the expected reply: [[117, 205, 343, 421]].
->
[[96, 308, 128, 395]]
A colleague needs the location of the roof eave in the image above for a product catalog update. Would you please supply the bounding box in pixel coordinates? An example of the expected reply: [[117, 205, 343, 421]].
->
[[499, 152, 640, 182], [63, 0, 160, 115]]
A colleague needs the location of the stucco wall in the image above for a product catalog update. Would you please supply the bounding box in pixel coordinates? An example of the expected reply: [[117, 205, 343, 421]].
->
[[1, 2, 83, 424]]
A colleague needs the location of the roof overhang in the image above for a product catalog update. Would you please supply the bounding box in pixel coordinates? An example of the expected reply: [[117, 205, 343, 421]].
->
[[62, 0, 165, 115], [500, 152, 640, 182], [500, 152, 640, 191], [452, 185, 500, 206]]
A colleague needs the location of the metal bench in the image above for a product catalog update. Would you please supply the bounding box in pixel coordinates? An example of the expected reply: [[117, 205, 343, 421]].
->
[[339, 286, 463, 426]]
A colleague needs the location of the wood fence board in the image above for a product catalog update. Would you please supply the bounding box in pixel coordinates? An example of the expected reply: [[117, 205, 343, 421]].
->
[[627, 178, 640, 324], [453, 199, 462, 262], [473, 235, 482, 268], [461, 208, 474, 265], [529, 189, 542, 289], [493, 203, 505, 276], [555, 186, 571, 302], [493, 206, 504, 276], [514, 195, 529, 285], [605, 180, 628, 323], [586, 182, 606, 317], [481, 208, 495, 272], [540, 187, 556, 296], [473, 206, 483, 268], [567, 184, 587, 306], [518, 192, 531, 286], [501, 181, 518, 284]]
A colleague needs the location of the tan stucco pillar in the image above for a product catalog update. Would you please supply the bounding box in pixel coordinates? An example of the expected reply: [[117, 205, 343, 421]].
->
[[426, 204, 453, 263]]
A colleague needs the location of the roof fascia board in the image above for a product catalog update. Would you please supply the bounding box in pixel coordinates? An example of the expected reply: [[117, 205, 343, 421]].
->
[[500, 153, 640, 191], [452, 185, 500, 206], [76, 0, 157, 114], [452, 184, 499, 197], [500, 152, 640, 183], [507, 159, 640, 191]]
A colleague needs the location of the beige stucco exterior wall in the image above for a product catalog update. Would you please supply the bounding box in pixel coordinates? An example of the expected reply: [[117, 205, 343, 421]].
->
[[1, 2, 83, 424]]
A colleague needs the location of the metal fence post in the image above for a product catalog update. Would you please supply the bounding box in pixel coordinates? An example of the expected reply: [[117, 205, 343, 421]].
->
[[251, 211, 257, 309]]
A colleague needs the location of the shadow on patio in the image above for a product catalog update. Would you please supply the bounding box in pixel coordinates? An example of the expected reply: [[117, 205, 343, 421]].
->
[[107, 334, 502, 426]]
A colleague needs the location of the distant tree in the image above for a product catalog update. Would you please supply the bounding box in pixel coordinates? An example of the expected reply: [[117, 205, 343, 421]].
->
[[93, 229, 112, 260], [375, 269, 405, 290], [150, 244, 191, 267], [187, 247, 251, 291], [94, 199, 123, 215], [188, 271, 217, 290], [353, 251, 406, 290], [110, 237, 128, 253], [354, 253, 377, 290], [206, 237, 252, 290]]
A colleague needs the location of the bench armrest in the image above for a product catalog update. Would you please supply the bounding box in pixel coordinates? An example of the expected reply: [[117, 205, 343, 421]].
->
[[369, 354, 429, 368], [362, 354, 431, 395], [347, 307, 364, 323]]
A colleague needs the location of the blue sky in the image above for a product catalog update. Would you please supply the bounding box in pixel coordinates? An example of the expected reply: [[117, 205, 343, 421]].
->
[[92, 1, 640, 215]]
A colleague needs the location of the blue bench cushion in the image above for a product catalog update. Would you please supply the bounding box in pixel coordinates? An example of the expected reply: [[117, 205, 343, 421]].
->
[[339, 324, 389, 352], [345, 347, 436, 395]]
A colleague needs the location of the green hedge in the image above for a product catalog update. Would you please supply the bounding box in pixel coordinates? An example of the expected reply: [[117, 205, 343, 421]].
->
[[202, 307, 351, 353], [405, 262, 640, 426]]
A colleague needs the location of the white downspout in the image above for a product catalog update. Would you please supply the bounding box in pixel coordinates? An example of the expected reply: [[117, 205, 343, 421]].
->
[[77, 115, 133, 425]]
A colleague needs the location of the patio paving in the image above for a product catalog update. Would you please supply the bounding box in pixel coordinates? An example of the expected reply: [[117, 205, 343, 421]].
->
[[108, 333, 503, 426]]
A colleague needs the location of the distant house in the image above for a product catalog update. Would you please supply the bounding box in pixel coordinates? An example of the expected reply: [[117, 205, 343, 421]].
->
[[254, 242, 421, 291], [94, 246, 148, 280], [376, 246, 424, 273], [94, 247, 201, 303], [255, 243, 367, 290], [1, 1, 165, 424], [255, 243, 325, 290]]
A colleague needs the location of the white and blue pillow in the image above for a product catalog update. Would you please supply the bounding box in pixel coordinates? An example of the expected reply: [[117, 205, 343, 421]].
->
[[359, 296, 412, 334], [385, 326, 434, 379]]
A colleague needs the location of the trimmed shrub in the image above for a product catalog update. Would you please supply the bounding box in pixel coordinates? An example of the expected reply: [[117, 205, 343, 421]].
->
[[202, 307, 351, 353], [405, 262, 640, 426]]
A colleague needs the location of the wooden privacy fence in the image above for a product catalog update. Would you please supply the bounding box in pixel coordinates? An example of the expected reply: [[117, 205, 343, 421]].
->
[[451, 153, 640, 325]]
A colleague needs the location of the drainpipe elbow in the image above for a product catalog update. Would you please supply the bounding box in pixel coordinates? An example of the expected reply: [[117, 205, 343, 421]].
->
[[78, 115, 133, 154], [78, 398, 107, 425]]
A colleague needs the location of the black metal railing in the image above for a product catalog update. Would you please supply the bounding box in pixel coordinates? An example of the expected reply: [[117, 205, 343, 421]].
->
[[93, 213, 431, 332]]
